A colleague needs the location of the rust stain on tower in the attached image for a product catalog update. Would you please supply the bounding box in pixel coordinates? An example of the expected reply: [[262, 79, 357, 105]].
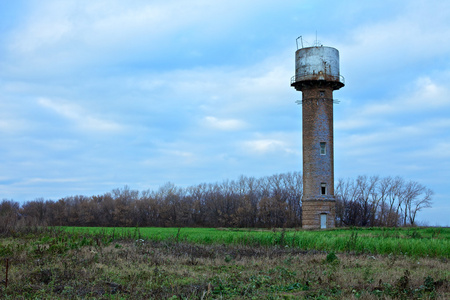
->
[[291, 42, 344, 229]]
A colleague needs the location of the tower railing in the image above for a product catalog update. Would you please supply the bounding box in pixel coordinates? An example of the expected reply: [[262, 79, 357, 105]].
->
[[290, 74, 345, 85]]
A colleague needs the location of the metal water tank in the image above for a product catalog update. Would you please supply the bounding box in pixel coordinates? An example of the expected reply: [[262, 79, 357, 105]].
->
[[292, 46, 344, 89]]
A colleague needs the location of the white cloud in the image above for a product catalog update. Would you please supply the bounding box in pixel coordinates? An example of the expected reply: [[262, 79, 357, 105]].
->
[[26, 177, 81, 184], [37, 97, 123, 133], [122, 50, 294, 118], [203, 116, 246, 131], [244, 139, 285, 153], [0, 119, 25, 133], [339, 122, 431, 149], [408, 77, 450, 109], [9, 1, 177, 54], [235, 64, 292, 99], [168, 150, 194, 158], [335, 118, 373, 131], [366, 77, 450, 115], [6, 0, 274, 73], [336, 75, 450, 132], [423, 118, 450, 130], [242, 133, 299, 155], [141, 149, 196, 168], [10, 16, 72, 54], [411, 142, 450, 159], [338, 1, 450, 71]]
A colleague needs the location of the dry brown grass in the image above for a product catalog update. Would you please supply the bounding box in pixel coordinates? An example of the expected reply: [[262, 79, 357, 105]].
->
[[0, 230, 449, 299]]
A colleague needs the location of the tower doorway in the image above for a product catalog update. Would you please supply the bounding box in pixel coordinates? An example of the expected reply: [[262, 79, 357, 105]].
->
[[320, 214, 327, 229]]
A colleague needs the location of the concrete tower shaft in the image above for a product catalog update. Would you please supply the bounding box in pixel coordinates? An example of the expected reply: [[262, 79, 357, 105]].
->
[[291, 45, 344, 229]]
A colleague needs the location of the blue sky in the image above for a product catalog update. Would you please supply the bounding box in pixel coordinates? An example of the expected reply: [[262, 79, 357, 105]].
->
[[0, 0, 449, 226]]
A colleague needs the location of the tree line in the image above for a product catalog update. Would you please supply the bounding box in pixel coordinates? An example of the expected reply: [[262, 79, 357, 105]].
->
[[0, 172, 433, 232]]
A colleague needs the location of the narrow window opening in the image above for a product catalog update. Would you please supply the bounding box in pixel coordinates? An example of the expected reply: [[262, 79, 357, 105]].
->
[[320, 142, 326, 155], [321, 183, 327, 195]]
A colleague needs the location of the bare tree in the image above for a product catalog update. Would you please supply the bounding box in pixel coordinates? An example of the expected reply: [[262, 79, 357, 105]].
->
[[355, 175, 379, 226], [387, 176, 404, 227], [7, 172, 434, 229], [335, 178, 358, 226], [377, 176, 393, 226], [406, 185, 433, 226], [0, 199, 20, 233]]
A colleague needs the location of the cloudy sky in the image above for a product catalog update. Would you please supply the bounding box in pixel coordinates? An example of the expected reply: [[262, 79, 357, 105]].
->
[[1, 0, 449, 226]]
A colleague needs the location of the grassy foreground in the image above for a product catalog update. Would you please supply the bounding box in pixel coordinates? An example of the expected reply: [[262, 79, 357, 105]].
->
[[64, 226, 450, 258], [0, 227, 449, 299]]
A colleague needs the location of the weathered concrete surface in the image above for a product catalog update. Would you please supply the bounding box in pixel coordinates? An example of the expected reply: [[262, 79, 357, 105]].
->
[[296, 46, 340, 79], [291, 46, 344, 91]]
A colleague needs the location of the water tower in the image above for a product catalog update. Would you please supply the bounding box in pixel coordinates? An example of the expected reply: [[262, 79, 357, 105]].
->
[[291, 40, 344, 229]]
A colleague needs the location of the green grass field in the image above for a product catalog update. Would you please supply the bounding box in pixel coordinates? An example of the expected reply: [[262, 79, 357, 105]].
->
[[62, 226, 450, 258], [1, 226, 449, 299]]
